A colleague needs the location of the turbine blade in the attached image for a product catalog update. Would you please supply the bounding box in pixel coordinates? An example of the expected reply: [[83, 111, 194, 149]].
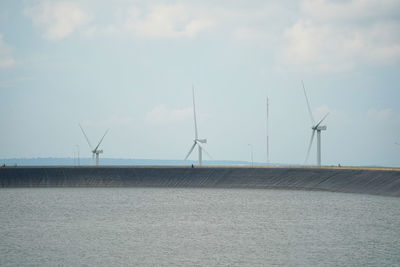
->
[[302, 81, 315, 126], [197, 143, 213, 160], [184, 142, 197, 161], [192, 85, 198, 139], [94, 129, 108, 151], [305, 130, 316, 164], [79, 124, 93, 150], [315, 112, 329, 128]]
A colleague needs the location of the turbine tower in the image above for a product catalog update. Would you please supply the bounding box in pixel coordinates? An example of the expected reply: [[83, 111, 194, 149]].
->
[[184, 86, 211, 166], [302, 81, 329, 166], [79, 124, 108, 166]]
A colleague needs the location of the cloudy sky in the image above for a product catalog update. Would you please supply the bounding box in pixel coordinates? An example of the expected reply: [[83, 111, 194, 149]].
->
[[1, 0, 400, 167]]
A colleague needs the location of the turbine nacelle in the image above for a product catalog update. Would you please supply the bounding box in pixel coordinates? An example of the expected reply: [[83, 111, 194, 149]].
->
[[312, 125, 327, 131], [196, 138, 207, 144]]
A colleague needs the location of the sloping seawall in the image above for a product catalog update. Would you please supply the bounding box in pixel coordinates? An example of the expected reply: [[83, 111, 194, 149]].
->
[[1, 166, 400, 197]]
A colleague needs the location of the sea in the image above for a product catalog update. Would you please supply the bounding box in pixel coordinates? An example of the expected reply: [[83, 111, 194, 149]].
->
[[1, 188, 399, 266]]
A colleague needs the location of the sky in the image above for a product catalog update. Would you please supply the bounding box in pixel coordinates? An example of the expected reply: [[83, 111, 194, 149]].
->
[[0, 0, 400, 167]]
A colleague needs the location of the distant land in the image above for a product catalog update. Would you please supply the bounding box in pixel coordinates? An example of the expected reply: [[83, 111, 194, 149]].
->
[[0, 157, 260, 167], [0, 157, 391, 169]]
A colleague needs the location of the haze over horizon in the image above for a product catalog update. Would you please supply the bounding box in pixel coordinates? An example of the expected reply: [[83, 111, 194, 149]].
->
[[1, 0, 400, 167]]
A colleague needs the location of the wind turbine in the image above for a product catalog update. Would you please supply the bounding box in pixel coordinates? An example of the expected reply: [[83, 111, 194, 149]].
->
[[184, 86, 212, 166], [302, 81, 329, 166], [79, 124, 108, 166]]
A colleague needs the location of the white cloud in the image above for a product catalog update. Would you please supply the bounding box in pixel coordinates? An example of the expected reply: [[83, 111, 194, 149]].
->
[[280, 20, 356, 72], [24, 1, 90, 40], [123, 4, 214, 38], [0, 34, 16, 68], [302, 0, 400, 22], [20, 0, 400, 71], [0, 76, 33, 88], [146, 105, 192, 125], [80, 2, 283, 40], [278, 0, 400, 72], [367, 108, 400, 122], [0, 58, 16, 69]]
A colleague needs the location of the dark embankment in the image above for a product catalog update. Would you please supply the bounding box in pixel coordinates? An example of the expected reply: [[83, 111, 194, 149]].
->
[[1, 166, 400, 197]]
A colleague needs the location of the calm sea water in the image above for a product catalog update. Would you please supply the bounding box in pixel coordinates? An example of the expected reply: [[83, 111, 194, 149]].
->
[[0, 188, 399, 266]]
